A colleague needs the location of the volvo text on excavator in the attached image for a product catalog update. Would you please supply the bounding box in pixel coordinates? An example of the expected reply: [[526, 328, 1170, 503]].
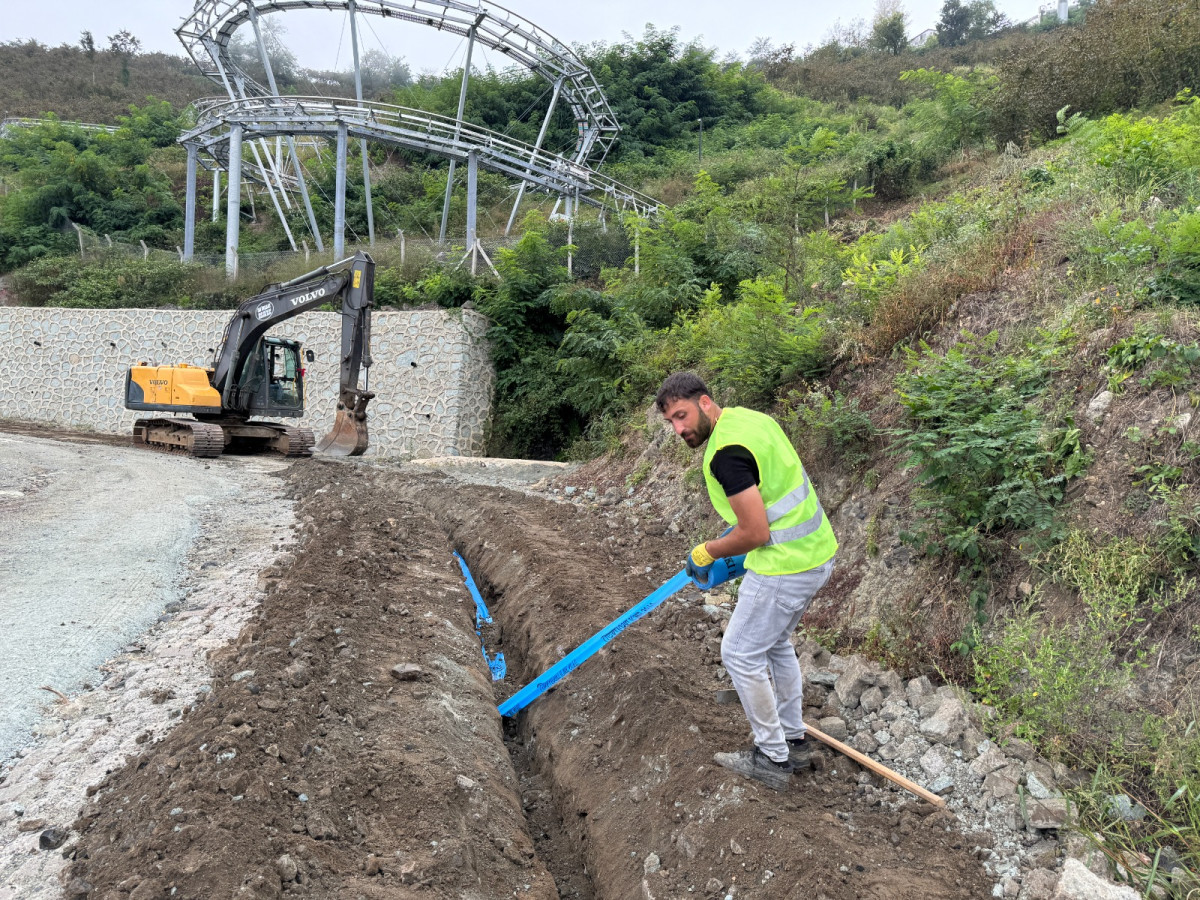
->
[[124, 252, 375, 458]]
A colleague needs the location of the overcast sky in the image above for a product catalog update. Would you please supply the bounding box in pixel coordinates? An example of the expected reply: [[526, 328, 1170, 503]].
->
[[2, 0, 1049, 76]]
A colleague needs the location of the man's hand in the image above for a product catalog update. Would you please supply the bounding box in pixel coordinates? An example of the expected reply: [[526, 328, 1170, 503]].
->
[[686, 542, 715, 585]]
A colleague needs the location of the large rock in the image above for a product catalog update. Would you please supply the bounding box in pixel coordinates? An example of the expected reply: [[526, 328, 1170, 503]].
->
[[1025, 766, 1061, 801], [905, 675, 934, 707], [834, 657, 877, 709], [1086, 391, 1114, 424], [880, 700, 909, 722], [1063, 832, 1109, 879], [818, 716, 848, 742], [984, 764, 1022, 800], [876, 669, 904, 698], [1024, 797, 1070, 831], [1018, 868, 1058, 900], [969, 747, 1008, 779], [849, 732, 879, 754], [807, 670, 838, 688], [859, 685, 885, 714], [919, 695, 968, 745], [1051, 858, 1139, 900], [1103, 794, 1146, 822], [919, 744, 955, 780]]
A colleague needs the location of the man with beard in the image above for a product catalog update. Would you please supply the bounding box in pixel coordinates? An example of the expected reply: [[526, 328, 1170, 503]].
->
[[656, 372, 838, 791]]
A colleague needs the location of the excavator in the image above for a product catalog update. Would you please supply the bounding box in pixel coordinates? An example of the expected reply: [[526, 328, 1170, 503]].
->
[[124, 252, 375, 459]]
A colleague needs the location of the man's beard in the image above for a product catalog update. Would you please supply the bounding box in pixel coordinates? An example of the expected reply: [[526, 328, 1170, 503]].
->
[[683, 408, 714, 448]]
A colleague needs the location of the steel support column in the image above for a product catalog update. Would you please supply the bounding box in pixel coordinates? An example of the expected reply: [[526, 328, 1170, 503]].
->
[[349, 0, 375, 245], [225, 124, 243, 277], [506, 76, 563, 235], [334, 123, 348, 259], [184, 144, 198, 261], [466, 149, 478, 249], [248, 4, 324, 251], [212, 168, 220, 222], [439, 16, 482, 245]]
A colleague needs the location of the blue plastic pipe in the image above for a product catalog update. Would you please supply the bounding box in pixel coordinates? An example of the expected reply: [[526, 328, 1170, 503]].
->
[[453, 551, 507, 681], [498, 569, 691, 717]]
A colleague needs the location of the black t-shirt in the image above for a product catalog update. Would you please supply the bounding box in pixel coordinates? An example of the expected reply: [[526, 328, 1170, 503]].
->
[[709, 445, 759, 497]]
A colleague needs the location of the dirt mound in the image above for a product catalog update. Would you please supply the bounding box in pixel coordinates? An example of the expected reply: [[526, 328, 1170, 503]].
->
[[64, 460, 990, 898]]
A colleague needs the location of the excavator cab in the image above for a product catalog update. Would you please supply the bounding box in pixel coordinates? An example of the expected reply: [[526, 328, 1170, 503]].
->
[[234, 337, 306, 418]]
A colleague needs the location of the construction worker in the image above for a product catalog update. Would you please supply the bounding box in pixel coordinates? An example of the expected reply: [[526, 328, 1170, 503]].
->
[[656, 372, 837, 791]]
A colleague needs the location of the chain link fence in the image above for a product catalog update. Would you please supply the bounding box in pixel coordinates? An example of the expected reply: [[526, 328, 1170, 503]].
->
[[68, 219, 638, 287]]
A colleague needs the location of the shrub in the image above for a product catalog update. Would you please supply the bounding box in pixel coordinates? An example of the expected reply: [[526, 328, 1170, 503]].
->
[[779, 387, 877, 471], [678, 277, 830, 406], [892, 331, 1090, 562]]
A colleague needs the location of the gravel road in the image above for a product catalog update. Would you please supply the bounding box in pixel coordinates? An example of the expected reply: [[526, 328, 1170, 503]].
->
[[0, 434, 286, 764]]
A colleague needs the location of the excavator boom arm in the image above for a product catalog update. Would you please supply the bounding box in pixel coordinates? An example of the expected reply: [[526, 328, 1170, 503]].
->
[[210, 252, 375, 418]]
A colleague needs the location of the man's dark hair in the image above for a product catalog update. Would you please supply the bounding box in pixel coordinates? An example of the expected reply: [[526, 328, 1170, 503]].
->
[[655, 372, 710, 412]]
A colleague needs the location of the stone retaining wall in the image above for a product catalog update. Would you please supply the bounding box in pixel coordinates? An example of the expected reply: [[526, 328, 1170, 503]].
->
[[0, 307, 494, 457]]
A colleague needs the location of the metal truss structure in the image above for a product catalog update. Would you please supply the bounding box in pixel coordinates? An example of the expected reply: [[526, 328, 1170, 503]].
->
[[175, 0, 658, 275]]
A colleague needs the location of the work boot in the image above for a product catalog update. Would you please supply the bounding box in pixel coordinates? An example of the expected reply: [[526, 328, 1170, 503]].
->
[[713, 747, 793, 792], [787, 736, 814, 770]]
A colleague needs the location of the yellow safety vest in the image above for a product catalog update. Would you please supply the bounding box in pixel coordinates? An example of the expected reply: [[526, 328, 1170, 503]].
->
[[702, 406, 838, 575]]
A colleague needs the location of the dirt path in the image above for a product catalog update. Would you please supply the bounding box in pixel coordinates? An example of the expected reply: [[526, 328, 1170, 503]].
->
[[0, 430, 294, 899], [0, 433, 289, 763], [57, 459, 990, 899]]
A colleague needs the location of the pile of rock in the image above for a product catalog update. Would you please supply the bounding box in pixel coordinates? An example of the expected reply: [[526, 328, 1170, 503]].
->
[[794, 641, 1149, 900]]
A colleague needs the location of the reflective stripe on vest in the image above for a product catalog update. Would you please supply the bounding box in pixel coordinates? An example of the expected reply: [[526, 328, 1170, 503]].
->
[[763, 468, 827, 545]]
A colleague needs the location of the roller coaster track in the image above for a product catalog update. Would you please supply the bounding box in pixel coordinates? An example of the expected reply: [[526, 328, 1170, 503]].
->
[[177, 0, 621, 167], [176, 0, 657, 269], [182, 96, 658, 216]]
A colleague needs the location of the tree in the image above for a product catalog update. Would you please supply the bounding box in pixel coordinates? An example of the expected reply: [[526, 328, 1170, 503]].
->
[[870, 0, 910, 55], [106, 30, 141, 55], [936, 0, 971, 47], [967, 0, 1009, 40], [80, 30, 97, 84], [107, 29, 141, 86]]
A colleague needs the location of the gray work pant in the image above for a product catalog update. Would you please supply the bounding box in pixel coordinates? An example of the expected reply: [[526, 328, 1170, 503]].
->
[[720, 558, 835, 763]]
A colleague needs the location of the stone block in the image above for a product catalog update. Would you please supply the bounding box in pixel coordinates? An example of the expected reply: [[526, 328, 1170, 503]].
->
[[919, 696, 968, 745], [929, 775, 955, 796], [983, 764, 1021, 800], [807, 670, 838, 688], [1051, 858, 1139, 900], [880, 700, 909, 722], [1025, 767, 1061, 801], [834, 656, 877, 709], [849, 732, 879, 754], [905, 675, 934, 707], [969, 747, 1008, 779], [1064, 832, 1110, 880], [919, 744, 955, 780], [1018, 868, 1059, 900], [957, 726, 987, 760], [876, 670, 904, 698], [818, 716, 848, 742], [859, 685, 884, 714], [1025, 797, 1070, 831]]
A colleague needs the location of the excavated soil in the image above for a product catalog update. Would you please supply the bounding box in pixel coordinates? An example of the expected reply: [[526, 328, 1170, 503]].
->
[[63, 459, 992, 899]]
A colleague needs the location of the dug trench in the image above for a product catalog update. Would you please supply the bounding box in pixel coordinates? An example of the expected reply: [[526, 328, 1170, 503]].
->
[[62, 461, 991, 899]]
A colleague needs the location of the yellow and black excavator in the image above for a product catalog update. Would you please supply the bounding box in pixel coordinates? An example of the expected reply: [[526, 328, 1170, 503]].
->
[[124, 252, 375, 458]]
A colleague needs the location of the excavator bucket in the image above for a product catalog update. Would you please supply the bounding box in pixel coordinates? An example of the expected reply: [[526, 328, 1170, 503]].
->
[[315, 391, 374, 457]]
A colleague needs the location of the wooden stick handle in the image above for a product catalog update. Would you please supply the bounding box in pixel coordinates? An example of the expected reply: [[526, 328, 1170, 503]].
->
[[805, 724, 946, 808]]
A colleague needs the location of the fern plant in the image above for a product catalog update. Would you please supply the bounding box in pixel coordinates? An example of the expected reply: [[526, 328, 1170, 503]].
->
[[893, 332, 1090, 563]]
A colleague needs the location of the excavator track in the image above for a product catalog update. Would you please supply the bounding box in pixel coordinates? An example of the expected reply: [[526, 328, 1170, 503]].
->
[[277, 425, 315, 457], [133, 418, 225, 458]]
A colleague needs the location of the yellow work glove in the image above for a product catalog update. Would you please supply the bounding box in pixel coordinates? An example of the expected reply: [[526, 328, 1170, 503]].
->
[[686, 542, 715, 583]]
